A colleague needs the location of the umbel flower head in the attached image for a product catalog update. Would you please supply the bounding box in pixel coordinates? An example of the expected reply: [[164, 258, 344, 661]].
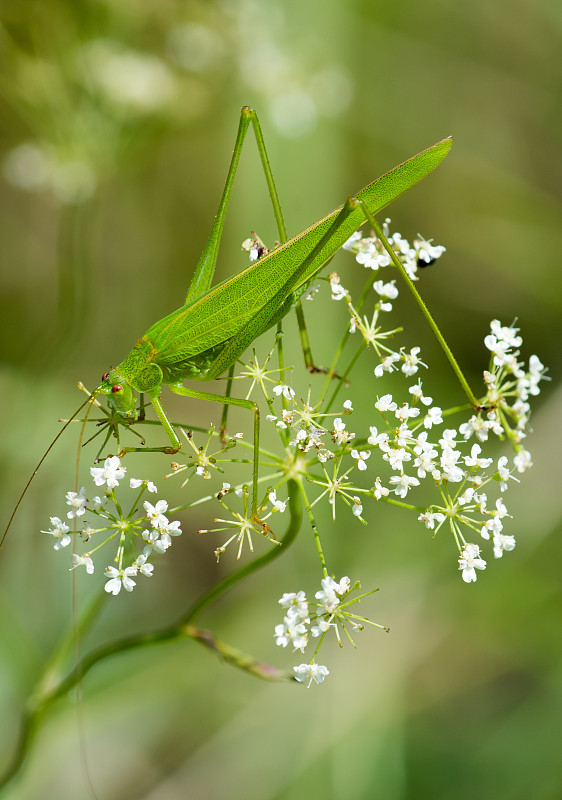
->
[[274, 576, 388, 686], [42, 457, 182, 595]]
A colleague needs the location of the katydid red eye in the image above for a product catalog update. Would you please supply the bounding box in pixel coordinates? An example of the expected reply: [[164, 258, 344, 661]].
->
[[101, 372, 109, 381], [112, 385, 123, 394]]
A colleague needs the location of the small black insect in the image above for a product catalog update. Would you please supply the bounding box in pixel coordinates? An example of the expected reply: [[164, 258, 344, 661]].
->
[[417, 256, 436, 268]]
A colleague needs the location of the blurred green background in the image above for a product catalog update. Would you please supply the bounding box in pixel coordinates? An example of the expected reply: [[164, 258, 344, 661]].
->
[[0, 0, 561, 797]]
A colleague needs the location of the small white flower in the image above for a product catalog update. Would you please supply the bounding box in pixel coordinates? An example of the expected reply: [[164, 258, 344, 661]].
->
[[129, 478, 158, 492], [464, 444, 493, 470], [142, 529, 169, 555], [41, 516, 71, 550], [375, 394, 397, 413], [385, 447, 411, 471], [440, 448, 465, 483], [269, 490, 287, 513], [424, 406, 443, 429], [104, 565, 137, 595], [458, 543, 487, 583], [401, 346, 425, 376], [439, 429, 458, 449], [144, 499, 169, 529], [418, 511, 446, 530], [373, 279, 399, 299], [329, 273, 348, 300], [414, 236, 446, 264], [388, 473, 420, 498], [368, 427, 389, 450], [315, 576, 348, 612], [158, 519, 183, 549], [311, 619, 332, 637], [293, 663, 329, 687], [134, 553, 154, 577], [493, 533, 516, 559], [279, 591, 309, 618], [70, 553, 94, 573], [91, 495, 107, 511], [90, 456, 126, 488], [351, 449, 370, 471], [489, 319, 522, 349], [343, 399, 353, 412], [372, 477, 389, 500], [414, 448, 438, 478], [374, 352, 400, 377], [65, 487, 87, 519], [395, 403, 420, 422], [332, 418, 353, 445], [409, 380, 432, 406], [272, 383, 295, 400], [513, 449, 533, 473], [496, 455, 518, 492], [352, 499, 363, 517], [274, 619, 308, 652]]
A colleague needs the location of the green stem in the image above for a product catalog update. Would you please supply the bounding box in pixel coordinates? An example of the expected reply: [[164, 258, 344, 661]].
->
[[363, 211, 479, 408], [298, 480, 328, 577]]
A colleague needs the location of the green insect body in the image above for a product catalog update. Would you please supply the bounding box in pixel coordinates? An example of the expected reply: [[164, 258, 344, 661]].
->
[[99, 127, 452, 454]]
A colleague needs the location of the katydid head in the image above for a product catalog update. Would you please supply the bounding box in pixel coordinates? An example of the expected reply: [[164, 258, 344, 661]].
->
[[98, 369, 138, 422]]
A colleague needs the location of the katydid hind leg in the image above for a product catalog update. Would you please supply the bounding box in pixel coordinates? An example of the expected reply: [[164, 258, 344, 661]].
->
[[187, 107, 287, 305], [248, 109, 326, 377]]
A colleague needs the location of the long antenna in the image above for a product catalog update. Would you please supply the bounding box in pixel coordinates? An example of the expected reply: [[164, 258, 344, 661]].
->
[[0, 393, 95, 551]]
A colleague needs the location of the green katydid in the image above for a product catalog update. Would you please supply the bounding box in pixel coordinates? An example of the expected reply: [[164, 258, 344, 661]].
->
[[2, 106, 451, 545]]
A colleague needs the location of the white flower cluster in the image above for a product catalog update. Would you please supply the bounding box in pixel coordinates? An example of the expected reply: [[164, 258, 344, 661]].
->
[[41, 457, 182, 595], [328, 223, 442, 380], [342, 218, 446, 280], [363, 329, 543, 582], [262, 316, 545, 584], [478, 319, 547, 445], [274, 576, 383, 687]]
